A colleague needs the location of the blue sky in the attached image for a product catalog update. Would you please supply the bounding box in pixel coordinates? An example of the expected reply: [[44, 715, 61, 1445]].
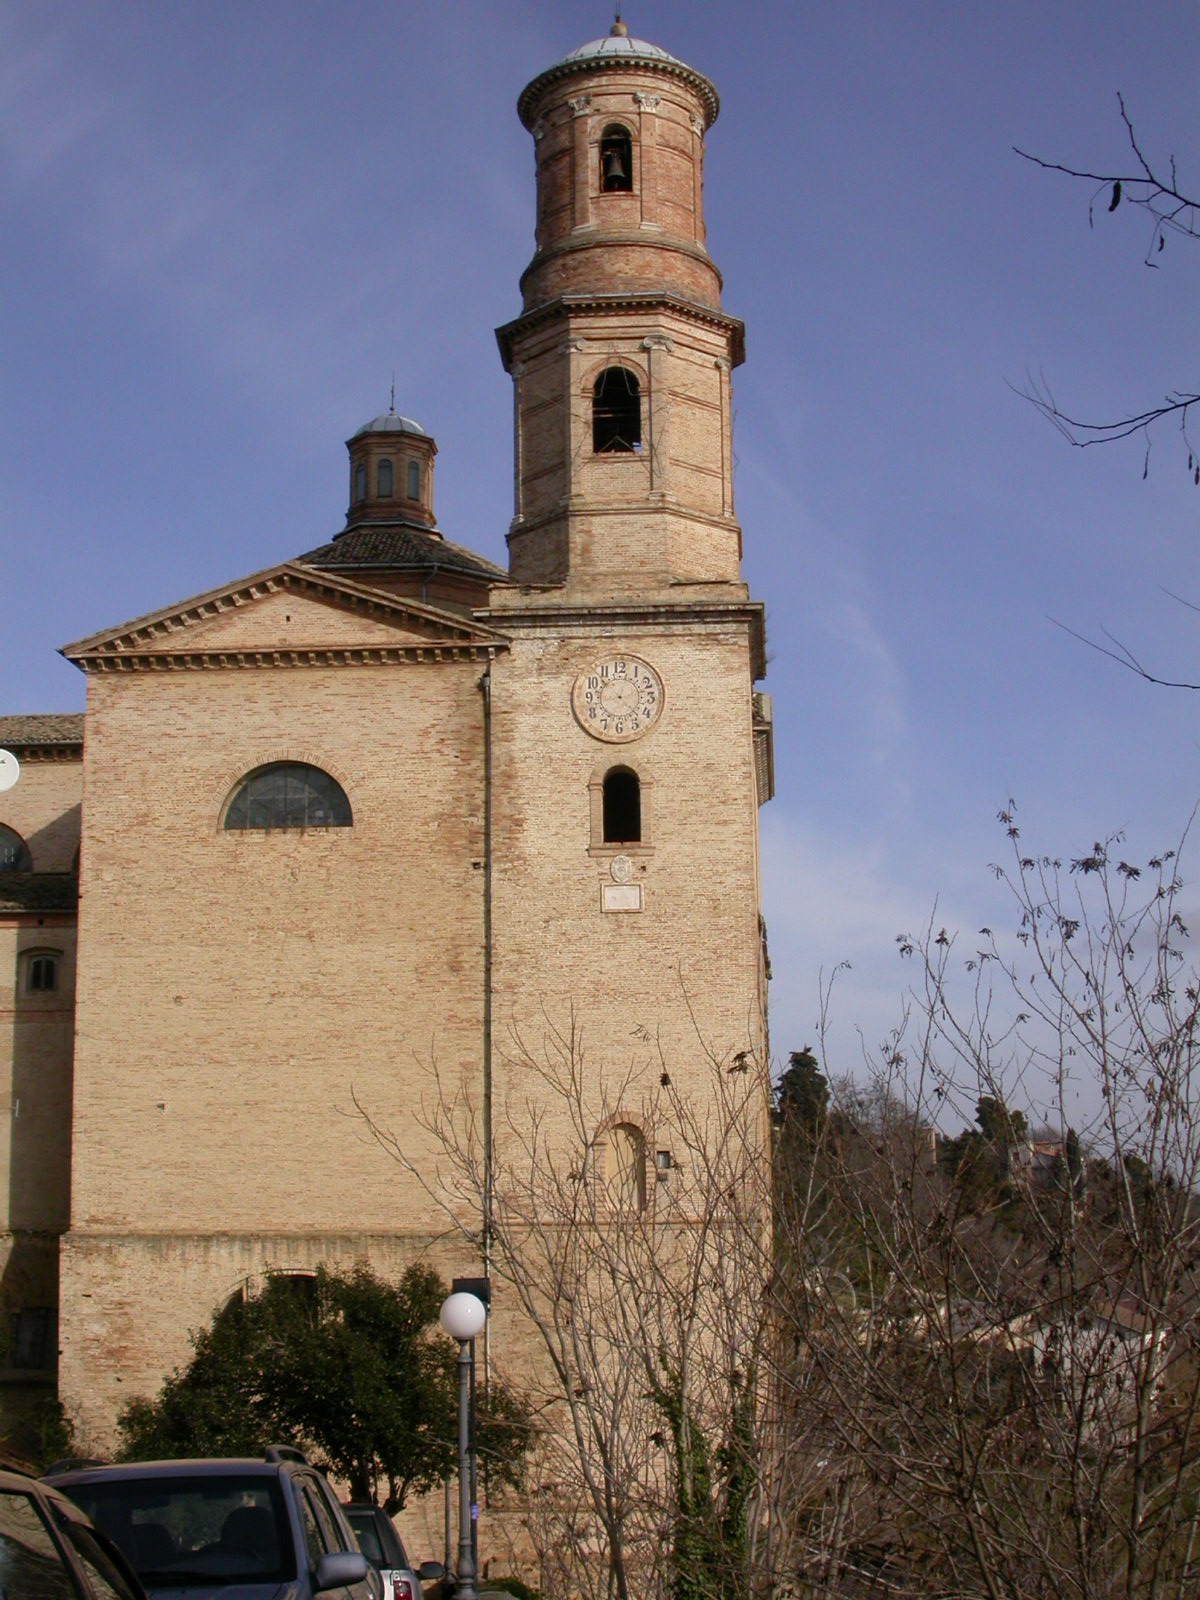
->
[[3, 2, 1198, 1119]]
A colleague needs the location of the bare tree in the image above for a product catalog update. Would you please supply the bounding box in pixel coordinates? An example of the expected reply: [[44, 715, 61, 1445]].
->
[[775, 806, 1200, 1598], [362, 1014, 777, 1600], [360, 803, 1200, 1600]]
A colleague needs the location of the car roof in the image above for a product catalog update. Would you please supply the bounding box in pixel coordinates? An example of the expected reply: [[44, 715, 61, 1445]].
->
[[46, 1459, 287, 1484]]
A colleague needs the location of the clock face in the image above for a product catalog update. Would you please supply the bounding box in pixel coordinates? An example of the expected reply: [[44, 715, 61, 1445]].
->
[[572, 655, 664, 742]]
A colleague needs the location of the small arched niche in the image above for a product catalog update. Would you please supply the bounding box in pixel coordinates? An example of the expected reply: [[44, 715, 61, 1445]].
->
[[602, 1122, 647, 1212]]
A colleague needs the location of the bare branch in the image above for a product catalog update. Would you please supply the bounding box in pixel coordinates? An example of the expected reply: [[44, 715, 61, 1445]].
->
[[1015, 96, 1200, 490], [1048, 616, 1200, 690]]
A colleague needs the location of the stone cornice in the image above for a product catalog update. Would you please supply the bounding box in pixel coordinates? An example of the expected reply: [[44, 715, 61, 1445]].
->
[[478, 598, 767, 680], [497, 290, 745, 369], [518, 52, 719, 131], [61, 563, 510, 674], [68, 643, 504, 675]]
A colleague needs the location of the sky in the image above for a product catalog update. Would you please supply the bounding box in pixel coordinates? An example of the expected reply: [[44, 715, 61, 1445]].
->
[[2, 1, 1198, 1123]]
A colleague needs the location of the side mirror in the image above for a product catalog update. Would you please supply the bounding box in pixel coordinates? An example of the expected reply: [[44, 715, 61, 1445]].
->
[[418, 1562, 446, 1581], [315, 1551, 369, 1592]]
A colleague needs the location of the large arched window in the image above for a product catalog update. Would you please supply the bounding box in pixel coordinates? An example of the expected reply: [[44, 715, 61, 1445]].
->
[[377, 458, 394, 497], [224, 764, 352, 831], [0, 825, 31, 872], [407, 459, 421, 500], [603, 767, 641, 844], [593, 367, 641, 454], [354, 462, 366, 502], [599, 124, 633, 192]]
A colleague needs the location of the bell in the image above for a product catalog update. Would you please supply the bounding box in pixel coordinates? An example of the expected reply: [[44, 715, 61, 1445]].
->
[[603, 147, 628, 188]]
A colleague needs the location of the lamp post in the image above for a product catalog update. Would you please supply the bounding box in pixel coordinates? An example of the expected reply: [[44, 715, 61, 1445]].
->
[[440, 1290, 487, 1600]]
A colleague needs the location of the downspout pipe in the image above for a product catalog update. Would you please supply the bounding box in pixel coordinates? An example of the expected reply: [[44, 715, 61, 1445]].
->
[[478, 663, 494, 1388]]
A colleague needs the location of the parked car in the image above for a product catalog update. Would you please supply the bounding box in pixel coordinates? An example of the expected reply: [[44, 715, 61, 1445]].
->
[[342, 1503, 444, 1600], [0, 1465, 147, 1599], [45, 1447, 379, 1600]]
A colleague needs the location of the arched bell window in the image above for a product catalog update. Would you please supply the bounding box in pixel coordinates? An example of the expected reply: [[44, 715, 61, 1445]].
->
[[599, 124, 633, 192], [224, 763, 352, 831], [353, 462, 366, 502], [0, 825, 31, 872], [407, 460, 421, 499], [377, 458, 394, 497], [593, 368, 641, 454], [602, 767, 641, 844]]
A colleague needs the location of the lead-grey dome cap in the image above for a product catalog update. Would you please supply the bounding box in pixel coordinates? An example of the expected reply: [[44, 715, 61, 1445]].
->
[[351, 413, 428, 440], [518, 25, 719, 130]]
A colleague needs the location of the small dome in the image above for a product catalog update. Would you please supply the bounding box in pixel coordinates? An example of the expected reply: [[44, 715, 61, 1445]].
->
[[561, 34, 687, 68], [352, 413, 428, 440], [518, 28, 719, 129]]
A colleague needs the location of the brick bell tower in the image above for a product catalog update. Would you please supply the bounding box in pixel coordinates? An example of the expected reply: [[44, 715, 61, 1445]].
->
[[482, 19, 770, 1118], [495, 20, 747, 601]]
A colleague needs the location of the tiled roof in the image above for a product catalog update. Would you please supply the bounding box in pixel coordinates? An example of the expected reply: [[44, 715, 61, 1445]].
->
[[298, 524, 509, 583], [0, 872, 78, 913], [0, 714, 84, 749]]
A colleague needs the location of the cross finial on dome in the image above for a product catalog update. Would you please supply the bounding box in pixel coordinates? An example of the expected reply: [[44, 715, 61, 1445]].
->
[[389, 372, 396, 415], [611, 12, 627, 37]]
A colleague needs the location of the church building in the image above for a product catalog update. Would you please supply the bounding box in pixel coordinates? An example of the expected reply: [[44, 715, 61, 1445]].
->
[[0, 22, 772, 1455]]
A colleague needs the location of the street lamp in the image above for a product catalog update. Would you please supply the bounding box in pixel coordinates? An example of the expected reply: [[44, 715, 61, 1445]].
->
[[440, 1290, 488, 1600]]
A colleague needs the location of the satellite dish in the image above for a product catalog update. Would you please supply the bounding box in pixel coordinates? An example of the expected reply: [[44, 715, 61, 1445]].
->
[[0, 750, 19, 792]]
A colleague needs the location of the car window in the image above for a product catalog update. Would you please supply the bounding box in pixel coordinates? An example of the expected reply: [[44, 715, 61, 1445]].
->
[[299, 1479, 341, 1555], [310, 1478, 354, 1554], [347, 1512, 384, 1566], [0, 1488, 78, 1599], [295, 1488, 329, 1570], [52, 1518, 143, 1600], [64, 1473, 294, 1588]]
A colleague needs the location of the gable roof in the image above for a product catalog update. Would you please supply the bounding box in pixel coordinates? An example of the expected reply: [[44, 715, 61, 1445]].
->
[[61, 562, 510, 673]]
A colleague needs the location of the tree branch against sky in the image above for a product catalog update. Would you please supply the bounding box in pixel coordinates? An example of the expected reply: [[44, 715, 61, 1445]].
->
[[1015, 95, 1199, 481]]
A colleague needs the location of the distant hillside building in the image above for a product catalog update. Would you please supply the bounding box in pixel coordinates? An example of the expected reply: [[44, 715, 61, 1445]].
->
[[0, 23, 773, 1456]]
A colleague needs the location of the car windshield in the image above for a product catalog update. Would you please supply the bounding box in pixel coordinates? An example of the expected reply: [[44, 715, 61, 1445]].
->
[[64, 1474, 295, 1589]]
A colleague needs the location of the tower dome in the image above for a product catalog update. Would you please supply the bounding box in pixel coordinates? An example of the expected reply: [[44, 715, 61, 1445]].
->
[[344, 408, 438, 531]]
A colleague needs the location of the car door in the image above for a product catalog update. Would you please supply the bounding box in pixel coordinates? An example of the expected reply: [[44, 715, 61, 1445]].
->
[[0, 1484, 144, 1600], [294, 1475, 379, 1600]]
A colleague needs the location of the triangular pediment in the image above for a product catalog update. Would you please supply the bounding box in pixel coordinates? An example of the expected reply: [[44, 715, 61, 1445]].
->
[[62, 564, 509, 670]]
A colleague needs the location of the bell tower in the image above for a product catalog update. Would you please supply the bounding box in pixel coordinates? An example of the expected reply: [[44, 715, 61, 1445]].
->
[[496, 22, 747, 600]]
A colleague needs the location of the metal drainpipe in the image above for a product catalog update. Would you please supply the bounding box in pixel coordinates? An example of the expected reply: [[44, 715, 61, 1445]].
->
[[479, 662, 494, 1391]]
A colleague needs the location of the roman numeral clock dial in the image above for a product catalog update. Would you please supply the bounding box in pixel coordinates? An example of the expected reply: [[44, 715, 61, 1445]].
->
[[572, 655, 664, 742]]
